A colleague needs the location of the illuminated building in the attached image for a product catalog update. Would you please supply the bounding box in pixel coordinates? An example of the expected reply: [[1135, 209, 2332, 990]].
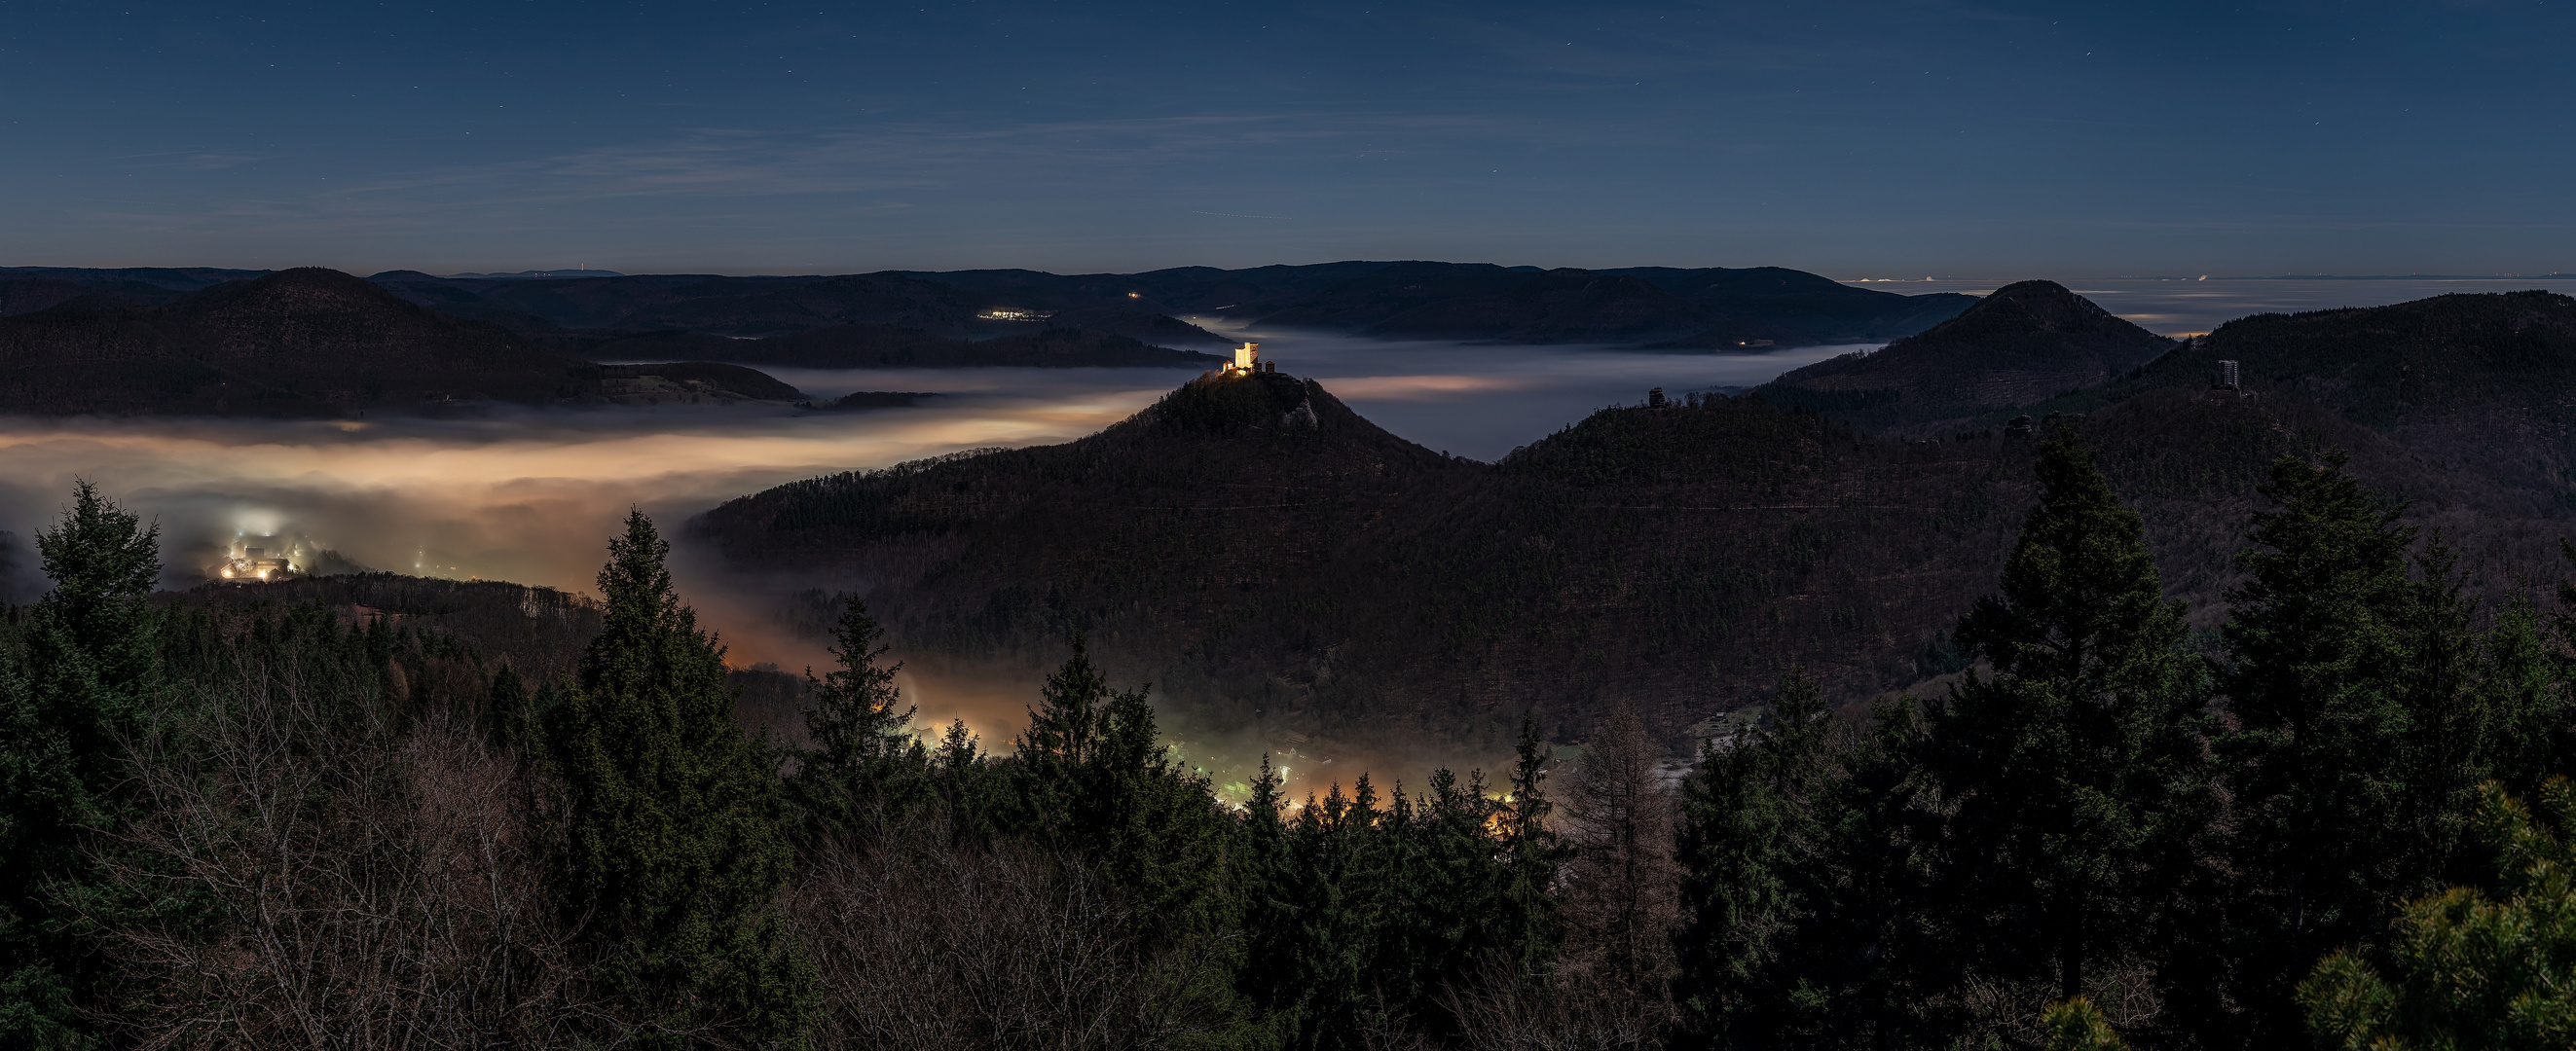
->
[[213, 534, 314, 583], [1224, 342, 1276, 375], [1199, 342, 1287, 384]]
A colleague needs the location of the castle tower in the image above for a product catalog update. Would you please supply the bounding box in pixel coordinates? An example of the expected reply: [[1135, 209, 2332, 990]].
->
[[1233, 342, 1260, 371]]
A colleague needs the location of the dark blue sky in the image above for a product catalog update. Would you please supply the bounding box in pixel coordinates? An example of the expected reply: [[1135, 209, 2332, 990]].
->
[[4, 0, 2569, 276]]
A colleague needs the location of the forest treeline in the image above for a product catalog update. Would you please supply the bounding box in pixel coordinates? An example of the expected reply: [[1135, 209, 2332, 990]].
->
[[6, 422, 2575, 1048]]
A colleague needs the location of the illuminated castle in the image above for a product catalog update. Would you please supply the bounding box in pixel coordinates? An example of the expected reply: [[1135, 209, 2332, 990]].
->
[[1225, 342, 1277, 375], [214, 534, 313, 583], [217, 546, 293, 582]]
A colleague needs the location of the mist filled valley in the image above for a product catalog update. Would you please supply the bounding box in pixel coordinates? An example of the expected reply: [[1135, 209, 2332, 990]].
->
[[6, 255, 2576, 1051], [12, 273, 2567, 791], [0, 320, 1868, 788], [20, 0, 2576, 1043]]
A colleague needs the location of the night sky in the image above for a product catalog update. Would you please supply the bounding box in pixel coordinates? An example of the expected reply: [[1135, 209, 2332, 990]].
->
[[4, 0, 2569, 276]]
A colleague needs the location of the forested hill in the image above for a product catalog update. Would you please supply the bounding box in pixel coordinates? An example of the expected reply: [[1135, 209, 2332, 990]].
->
[[695, 365, 2574, 756], [0, 266, 270, 316], [1233, 263, 1971, 345], [373, 260, 1965, 349], [2027, 288, 2576, 501], [580, 323, 1228, 369], [6, 260, 1971, 355], [0, 268, 831, 415], [0, 268, 599, 415], [1754, 279, 2176, 433]]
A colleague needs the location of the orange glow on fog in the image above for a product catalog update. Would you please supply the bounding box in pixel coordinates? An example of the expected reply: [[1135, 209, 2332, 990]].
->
[[0, 391, 1169, 602]]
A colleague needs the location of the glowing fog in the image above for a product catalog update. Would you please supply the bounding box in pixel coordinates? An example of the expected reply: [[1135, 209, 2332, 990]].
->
[[0, 334, 1859, 790]]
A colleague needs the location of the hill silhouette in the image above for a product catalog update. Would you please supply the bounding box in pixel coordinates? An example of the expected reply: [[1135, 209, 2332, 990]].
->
[[584, 324, 1228, 370], [694, 350, 2572, 756], [358, 261, 1963, 349], [1754, 280, 2176, 433], [14, 261, 1970, 354], [0, 268, 600, 415], [2012, 288, 2576, 502], [369, 271, 990, 338], [0, 269, 813, 415], [1223, 262, 1972, 345]]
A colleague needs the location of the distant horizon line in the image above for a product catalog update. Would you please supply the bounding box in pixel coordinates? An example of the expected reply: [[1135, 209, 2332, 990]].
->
[[7, 262, 2576, 284]]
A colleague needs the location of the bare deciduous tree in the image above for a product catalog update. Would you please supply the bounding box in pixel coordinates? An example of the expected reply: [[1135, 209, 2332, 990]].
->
[[1553, 701, 1681, 1029], [1439, 954, 1667, 1051], [92, 658, 601, 1050], [790, 813, 1235, 1051]]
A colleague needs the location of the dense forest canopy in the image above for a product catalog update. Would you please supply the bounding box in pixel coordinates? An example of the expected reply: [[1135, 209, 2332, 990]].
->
[[3, 419, 2570, 1047]]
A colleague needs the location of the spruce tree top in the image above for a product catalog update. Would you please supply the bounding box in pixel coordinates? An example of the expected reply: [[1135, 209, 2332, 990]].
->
[[1956, 426, 2179, 689], [35, 479, 162, 663]]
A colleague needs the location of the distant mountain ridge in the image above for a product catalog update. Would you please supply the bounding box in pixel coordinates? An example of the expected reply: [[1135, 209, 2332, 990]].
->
[[0, 269, 827, 415], [1, 261, 1974, 357], [1755, 279, 2177, 433], [2020, 288, 2576, 501], [0, 268, 598, 415], [583, 325, 1226, 370], [0, 267, 1250, 415]]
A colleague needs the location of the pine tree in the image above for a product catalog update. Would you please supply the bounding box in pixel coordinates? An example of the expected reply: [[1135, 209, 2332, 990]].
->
[[545, 511, 811, 1048], [1382, 764, 1510, 1038], [2212, 450, 2469, 1037], [1279, 776, 1394, 1050], [785, 594, 921, 840], [2475, 599, 2568, 803], [927, 718, 1005, 845], [1496, 715, 1571, 973], [1011, 636, 1238, 960], [487, 663, 534, 752], [1916, 427, 2211, 1002], [2042, 997, 2133, 1051], [2299, 779, 2576, 1049], [1673, 669, 1856, 1041], [1016, 633, 1112, 775], [0, 481, 162, 1048], [1236, 755, 1301, 1017]]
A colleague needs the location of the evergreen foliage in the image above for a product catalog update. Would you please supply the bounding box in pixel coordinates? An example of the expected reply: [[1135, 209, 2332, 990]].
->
[[1010, 634, 1236, 919], [0, 480, 162, 1049], [1916, 428, 2212, 1001], [1497, 716, 1573, 972], [2042, 997, 2133, 1051], [544, 511, 812, 1047], [2300, 779, 2576, 1049], [1233, 715, 1570, 1049], [2204, 451, 2492, 1040], [785, 594, 921, 840], [1, 413, 2570, 1050], [1673, 670, 1949, 1047]]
